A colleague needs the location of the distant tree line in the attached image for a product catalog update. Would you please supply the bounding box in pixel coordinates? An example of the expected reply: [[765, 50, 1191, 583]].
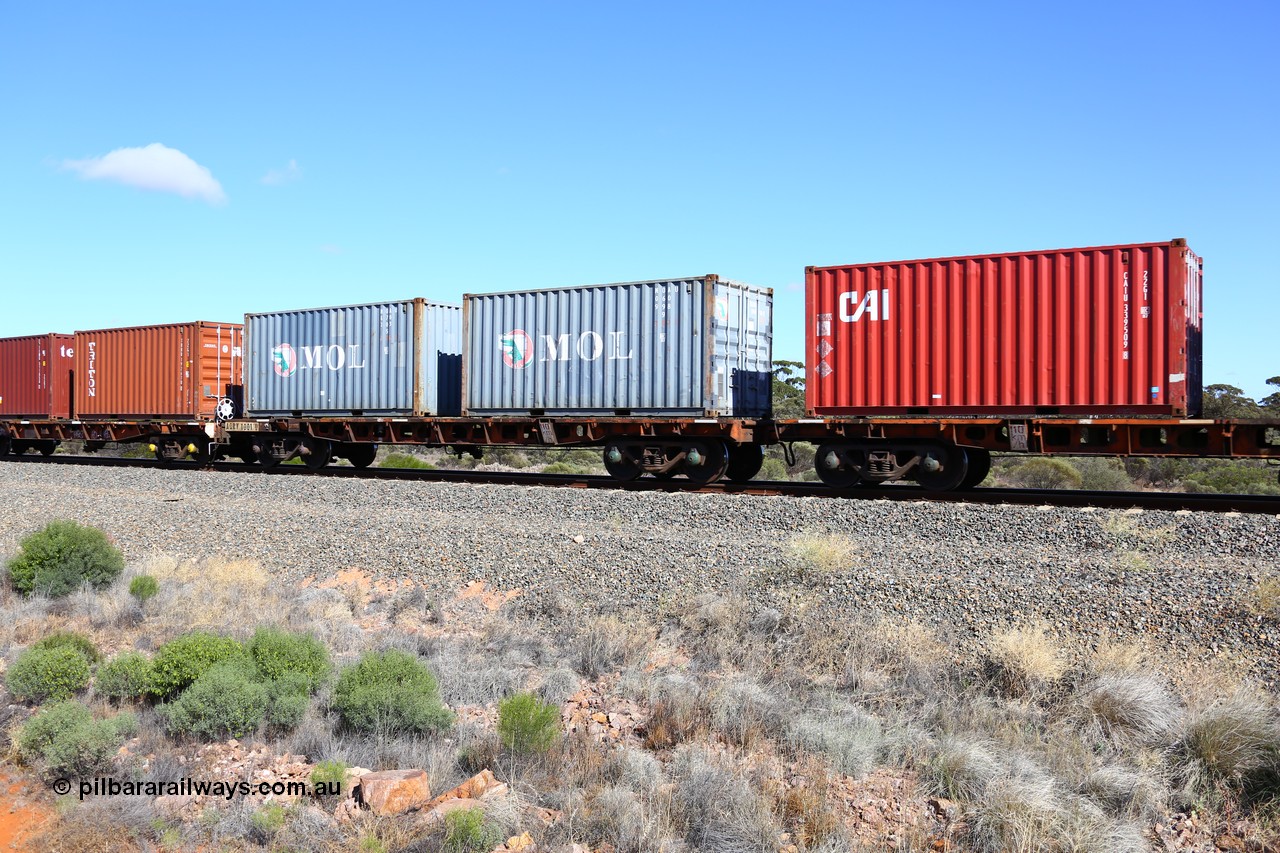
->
[[1202, 376, 1280, 418]]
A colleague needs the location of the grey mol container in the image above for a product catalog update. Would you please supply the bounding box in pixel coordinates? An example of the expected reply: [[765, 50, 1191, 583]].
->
[[463, 276, 772, 416], [245, 299, 462, 416]]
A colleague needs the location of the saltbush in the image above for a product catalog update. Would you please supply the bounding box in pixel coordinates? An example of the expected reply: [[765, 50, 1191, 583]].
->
[[311, 759, 348, 793], [6, 520, 125, 597], [1005, 458, 1084, 490], [248, 627, 330, 691], [265, 672, 312, 729], [18, 700, 136, 779], [160, 659, 267, 739], [148, 632, 245, 699], [497, 691, 560, 754], [333, 650, 451, 733], [96, 652, 154, 702], [443, 806, 502, 853], [6, 646, 92, 702], [32, 631, 101, 663], [129, 574, 159, 604]]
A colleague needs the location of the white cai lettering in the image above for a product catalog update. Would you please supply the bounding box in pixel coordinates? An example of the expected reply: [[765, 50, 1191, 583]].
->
[[837, 290, 890, 322]]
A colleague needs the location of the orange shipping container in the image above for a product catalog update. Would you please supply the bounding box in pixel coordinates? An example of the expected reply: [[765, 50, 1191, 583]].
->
[[73, 322, 244, 420]]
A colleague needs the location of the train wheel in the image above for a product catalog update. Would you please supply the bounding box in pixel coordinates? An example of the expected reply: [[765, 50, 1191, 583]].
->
[[683, 440, 728, 485], [0, 434, 10, 455], [39, 441, 58, 457], [814, 443, 861, 488], [603, 443, 642, 481], [725, 444, 765, 483], [255, 438, 287, 470], [959, 447, 991, 489], [915, 445, 969, 492], [342, 443, 378, 469], [299, 437, 332, 470]]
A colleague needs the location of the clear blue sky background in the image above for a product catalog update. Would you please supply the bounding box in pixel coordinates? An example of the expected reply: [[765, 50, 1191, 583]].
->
[[1, 2, 1276, 397]]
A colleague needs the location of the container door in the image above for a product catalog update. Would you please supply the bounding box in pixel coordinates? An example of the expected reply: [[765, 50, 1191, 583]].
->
[[711, 282, 773, 417]]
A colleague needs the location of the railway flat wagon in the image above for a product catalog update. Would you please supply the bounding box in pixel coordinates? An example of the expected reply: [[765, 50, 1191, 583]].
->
[[806, 239, 1203, 417], [73, 322, 244, 420], [244, 299, 462, 418], [462, 276, 773, 417], [0, 333, 74, 419]]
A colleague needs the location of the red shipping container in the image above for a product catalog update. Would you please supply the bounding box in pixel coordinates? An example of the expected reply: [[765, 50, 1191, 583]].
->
[[0, 334, 74, 418], [806, 239, 1203, 417], [74, 322, 244, 420]]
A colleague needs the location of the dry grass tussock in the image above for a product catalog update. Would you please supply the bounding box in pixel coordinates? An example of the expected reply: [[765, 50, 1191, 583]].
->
[[140, 555, 362, 650], [986, 622, 1067, 697], [1246, 572, 1280, 619], [786, 532, 858, 578]]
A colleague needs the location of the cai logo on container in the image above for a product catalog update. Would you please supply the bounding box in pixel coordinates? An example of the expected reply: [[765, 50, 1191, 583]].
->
[[500, 330, 535, 369], [271, 344, 298, 377]]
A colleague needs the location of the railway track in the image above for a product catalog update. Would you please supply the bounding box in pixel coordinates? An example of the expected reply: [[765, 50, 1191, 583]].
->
[[5, 452, 1279, 515]]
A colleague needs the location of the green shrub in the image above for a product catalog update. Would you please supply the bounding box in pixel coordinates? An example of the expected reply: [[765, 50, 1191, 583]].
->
[[250, 802, 287, 841], [18, 700, 93, 760], [265, 673, 311, 729], [96, 652, 153, 702], [380, 453, 434, 469], [159, 659, 267, 739], [129, 574, 159, 603], [18, 700, 135, 779], [6, 520, 125, 597], [32, 631, 101, 663], [541, 461, 588, 475], [333, 650, 451, 733], [247, 627, 330, 691], [6, 646, 92, 702], [1072, 457, 1134, 491], [148, 632, 245, 699], [1005, 458, 1083, 490], [443, 806, 502, 853], [497, 691, 560, 754], [311, 759, 348, 794]]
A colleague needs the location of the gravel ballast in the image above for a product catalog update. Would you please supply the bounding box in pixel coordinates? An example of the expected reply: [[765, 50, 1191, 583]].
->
[[1, 463, 1277, 680]]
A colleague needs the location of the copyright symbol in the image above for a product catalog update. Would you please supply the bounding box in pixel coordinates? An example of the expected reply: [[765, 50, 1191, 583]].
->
[[52, 778, 71, 795]]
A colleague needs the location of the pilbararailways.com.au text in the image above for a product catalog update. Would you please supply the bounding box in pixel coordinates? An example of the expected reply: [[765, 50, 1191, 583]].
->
[[65, 777, 330, 801]]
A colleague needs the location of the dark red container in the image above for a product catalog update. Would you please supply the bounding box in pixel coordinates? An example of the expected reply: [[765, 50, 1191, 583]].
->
[[73, 322, 244, 420], [0, 334, 74, 418], [806, 239, 1203, 417]]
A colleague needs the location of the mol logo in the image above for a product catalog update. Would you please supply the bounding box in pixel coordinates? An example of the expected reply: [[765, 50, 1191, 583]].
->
[[272, 344, 298, 377], [838, 290, 890, 323], [500, 330, 535, 369], [501, 329, 635, 368], [271, 343, 366, 378]]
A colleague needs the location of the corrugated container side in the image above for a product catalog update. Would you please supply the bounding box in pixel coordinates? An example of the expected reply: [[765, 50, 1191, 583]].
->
[[463, 277, 772, 417], [244, 300, 462, 417], [74, 322, 243, 419], [0, 334, 74, 418], [806, 240, 1202, 417]]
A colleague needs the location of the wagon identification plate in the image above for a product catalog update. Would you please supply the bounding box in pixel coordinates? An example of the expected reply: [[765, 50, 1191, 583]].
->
[[222, 421, 265, 432]]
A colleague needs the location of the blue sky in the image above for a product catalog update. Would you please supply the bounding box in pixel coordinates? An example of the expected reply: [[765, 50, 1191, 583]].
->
[[1, 2, 1276, 397]]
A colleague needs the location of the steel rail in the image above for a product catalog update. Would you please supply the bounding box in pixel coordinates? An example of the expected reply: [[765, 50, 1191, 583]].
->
[[4, 453, 1278, 515]]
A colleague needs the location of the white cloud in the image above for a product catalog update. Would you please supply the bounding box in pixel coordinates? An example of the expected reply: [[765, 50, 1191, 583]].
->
[[261, 159, 301, 186], [62, 143, 226, 205]]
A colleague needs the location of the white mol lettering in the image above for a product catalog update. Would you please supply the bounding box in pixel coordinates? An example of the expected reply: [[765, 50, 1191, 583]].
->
[[540, 331, 634, 363], [838, 290, 890, 323], [296, 344, 367, 372]]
